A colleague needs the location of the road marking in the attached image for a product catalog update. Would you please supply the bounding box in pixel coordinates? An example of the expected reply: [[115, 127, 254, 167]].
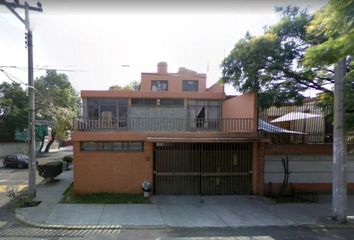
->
[[0, 185, 28, 193]]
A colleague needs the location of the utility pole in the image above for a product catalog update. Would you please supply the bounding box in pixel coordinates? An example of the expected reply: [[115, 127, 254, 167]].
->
[[0, 0, 43, 197], [332, 58, 347, 223]]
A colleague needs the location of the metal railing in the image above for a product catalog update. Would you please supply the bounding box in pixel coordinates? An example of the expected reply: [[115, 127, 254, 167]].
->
[[73, 117, 255, 133]]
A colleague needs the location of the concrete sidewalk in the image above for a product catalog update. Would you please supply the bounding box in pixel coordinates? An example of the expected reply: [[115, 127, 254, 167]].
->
[[15, 171, 354, 229]]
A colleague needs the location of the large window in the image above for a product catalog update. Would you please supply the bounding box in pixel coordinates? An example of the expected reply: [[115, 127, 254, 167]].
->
[[80, 141, 144, 152], [183, 80, 198, 92], [187, 100, 221, 129], [86, 98, 128, 119], [152, 80, 168, 91]]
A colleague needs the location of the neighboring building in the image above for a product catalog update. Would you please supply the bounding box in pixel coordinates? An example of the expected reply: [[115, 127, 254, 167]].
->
[[72, 62, 266, 195]]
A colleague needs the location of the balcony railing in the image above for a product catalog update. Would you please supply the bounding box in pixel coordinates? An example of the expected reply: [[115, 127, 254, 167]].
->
[[73, 117, 255, 133]]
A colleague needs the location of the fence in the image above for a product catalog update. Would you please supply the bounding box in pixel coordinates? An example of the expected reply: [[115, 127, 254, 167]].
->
[[259, 103, 354, 143], [73, 117, 255, 133]]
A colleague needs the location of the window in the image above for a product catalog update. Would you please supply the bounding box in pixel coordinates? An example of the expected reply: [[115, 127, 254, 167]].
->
[[132, 98, 156, 106], [152, 80, 168, 91], [80, 141, 144, 152], [159, 99, 184, 106], [86, 98, 128, 118], [183, 80, 198, 91]]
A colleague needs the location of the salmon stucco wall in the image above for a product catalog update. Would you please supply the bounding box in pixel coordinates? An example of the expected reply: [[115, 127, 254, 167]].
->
[[222, 93, 256, 119], [73, 141, 153, 194], [221, 93, 257, 133]]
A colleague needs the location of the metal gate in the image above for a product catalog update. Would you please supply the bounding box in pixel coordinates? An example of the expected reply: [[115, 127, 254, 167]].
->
[[153, 142, 253, 195]]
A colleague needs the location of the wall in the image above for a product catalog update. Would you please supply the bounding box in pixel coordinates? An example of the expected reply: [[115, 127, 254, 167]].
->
[[73, 140, 153, 194], [0, 141, 60, 158], [221, 93, 257, 133], [0, 143, 27, 157], [263, 144, 354, 194]]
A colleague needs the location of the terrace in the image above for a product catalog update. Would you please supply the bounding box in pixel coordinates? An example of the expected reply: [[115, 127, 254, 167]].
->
[[73, 117, 255, 133]]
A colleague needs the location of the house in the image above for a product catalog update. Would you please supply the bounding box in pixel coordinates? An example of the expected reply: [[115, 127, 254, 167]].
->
[[72, 62, 267, 195]]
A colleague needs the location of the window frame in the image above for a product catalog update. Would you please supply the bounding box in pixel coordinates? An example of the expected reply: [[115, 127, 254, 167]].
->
[[182, 80, 199, 92], [80, 141, 144, 152], [151, 80, 168, 92]]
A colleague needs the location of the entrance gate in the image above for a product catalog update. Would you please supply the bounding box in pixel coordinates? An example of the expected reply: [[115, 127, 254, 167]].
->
[[153, 143, 253, 195]]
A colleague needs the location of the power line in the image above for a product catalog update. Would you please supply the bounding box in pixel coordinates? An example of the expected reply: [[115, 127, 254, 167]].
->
[[0, 65, 87, 72], [0, 68, 37, 89]]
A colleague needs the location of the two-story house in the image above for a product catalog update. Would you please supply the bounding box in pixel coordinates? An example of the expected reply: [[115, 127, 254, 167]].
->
[[72, 62, 266, 195]]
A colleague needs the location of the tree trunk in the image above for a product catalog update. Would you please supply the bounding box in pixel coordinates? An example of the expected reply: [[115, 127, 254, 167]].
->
[[38, 136, 45, 153], [44, 130, 56, 153], [332, 58, 347, 223]]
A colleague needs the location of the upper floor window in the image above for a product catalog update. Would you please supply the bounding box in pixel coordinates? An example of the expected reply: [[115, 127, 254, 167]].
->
[[152, 80, 168, 91], [183, 80, 198, 92]]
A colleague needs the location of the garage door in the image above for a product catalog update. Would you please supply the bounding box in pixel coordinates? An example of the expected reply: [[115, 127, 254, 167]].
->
[[153, 143, 253, 195]]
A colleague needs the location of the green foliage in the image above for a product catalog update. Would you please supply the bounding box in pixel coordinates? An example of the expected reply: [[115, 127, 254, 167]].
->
[[37, 160, 63, 180], [304, 0, 354, 130], [221, 6, 336, 109], [0, 82, 28, 141], [35, 70, 80, 143], [61, 184, 150, 204], [109, 80, 140, 91], [62, 155, 73, 163], [304, 0, 354, 65]]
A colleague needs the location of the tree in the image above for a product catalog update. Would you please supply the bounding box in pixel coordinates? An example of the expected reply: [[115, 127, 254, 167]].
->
[[221, 6, 338, 109], [34, 70, 80, 152], [109, 80, 140, 91], [0, 82, 28, 141], [303, 0, 354, 130], [303, 0, 354, 223]]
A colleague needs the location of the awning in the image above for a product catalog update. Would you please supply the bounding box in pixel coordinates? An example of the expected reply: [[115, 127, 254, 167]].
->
[[270, 112, 321, 123], [258, 119, 305, 134]]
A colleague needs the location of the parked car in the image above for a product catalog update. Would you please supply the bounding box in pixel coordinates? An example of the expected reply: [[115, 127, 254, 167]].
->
[[3, 154, 30, 168]]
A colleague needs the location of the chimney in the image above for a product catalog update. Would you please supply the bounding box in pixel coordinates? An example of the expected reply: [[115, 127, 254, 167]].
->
[[157, 62, 168, 74]]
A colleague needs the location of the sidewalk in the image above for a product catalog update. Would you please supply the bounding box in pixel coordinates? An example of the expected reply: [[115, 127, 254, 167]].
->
[[15, 171, 354, 229]]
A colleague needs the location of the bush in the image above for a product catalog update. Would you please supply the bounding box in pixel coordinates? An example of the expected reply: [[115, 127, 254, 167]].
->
[[37, 161, 63, 180], [62, 156, 73, 163], [62, 156, 73, 170]]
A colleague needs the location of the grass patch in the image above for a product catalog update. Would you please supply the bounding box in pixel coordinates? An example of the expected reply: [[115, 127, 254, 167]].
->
[[61, 183, 150, 204]]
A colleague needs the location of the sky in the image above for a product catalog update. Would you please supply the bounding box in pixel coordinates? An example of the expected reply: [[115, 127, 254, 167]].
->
[[0, 0, 328, 95]]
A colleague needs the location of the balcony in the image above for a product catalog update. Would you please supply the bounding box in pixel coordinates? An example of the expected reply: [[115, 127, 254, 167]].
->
[[73, 117, 255, 133]]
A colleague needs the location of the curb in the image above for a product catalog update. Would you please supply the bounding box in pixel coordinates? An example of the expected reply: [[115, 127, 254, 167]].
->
[[14, 212, 123, 230], [15, 211, 168, 230], [14, 209, 354, 231]]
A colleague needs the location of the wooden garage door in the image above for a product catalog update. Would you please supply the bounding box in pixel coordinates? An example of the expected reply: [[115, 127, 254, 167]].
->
[[153, 143, 252, 195]]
